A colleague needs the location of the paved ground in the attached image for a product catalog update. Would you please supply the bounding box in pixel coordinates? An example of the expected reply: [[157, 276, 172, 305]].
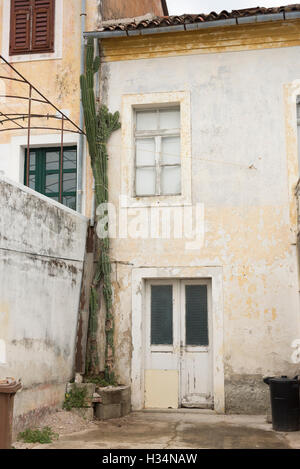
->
[[29, 410, 300, 450]]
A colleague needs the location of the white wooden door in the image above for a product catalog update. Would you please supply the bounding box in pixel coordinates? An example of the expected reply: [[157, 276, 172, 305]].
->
[[180, 280, 213, 408], [144, 279, 213, 409]]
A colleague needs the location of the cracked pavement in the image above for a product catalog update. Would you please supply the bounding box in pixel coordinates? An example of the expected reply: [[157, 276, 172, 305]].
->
[[28, 410, 300, 449]]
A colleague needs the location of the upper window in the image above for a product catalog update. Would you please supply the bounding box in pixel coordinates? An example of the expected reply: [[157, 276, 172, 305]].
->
[[10, 0, 55, 56], [24, 146, 77, 210], [134, 107, 181, 197]]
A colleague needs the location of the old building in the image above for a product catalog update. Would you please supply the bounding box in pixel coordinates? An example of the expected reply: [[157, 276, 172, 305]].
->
[[84, 5, 300, 413], [1, 0, 300, 426]]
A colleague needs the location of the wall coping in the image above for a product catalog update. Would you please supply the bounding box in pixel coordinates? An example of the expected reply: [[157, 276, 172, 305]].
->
[[0, 174, 89, 223]]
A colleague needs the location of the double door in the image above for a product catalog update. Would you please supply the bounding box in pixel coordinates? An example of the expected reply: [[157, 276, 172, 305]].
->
[[145, 279, 213, 408]]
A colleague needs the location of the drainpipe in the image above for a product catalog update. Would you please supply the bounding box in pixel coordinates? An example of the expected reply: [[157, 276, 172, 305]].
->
[[77, 0, 86, 214], [90, 38, 100, 227]]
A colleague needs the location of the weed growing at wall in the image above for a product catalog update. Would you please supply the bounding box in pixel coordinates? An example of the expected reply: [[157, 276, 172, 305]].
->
[[80, 38, 121, 382], [17, 427, 58, 444], [63, 385, 88, 411], [83, 374, 117, 388]]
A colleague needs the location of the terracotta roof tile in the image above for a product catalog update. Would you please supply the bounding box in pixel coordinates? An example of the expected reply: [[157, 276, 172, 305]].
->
[[99, 4, 300, 32]]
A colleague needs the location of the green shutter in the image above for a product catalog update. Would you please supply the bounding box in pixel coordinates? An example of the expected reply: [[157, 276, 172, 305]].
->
[[151, 285, 173, 345], [185, 285, 208, 346]]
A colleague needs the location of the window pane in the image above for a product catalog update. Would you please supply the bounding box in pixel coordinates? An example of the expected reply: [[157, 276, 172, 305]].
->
[[136, 111, 157, 131], [46, 151, 60, 171], [185, 285, 208, 346], [29, 152, 36, 171], [136, 167, 156, 196], [151, 285, 173, 345], [29, 174, 35, 190], [161, 166, 181, 195], [63, 195, 76, 210], [45, 173, 59, 194], [136, 138, 155, 166], [63, 173, 77, 192], [161, 136, 180, 165], [159, 108, 180, 130], [64, 149, 77, 170]]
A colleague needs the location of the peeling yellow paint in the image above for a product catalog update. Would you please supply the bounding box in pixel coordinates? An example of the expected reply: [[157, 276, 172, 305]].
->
[[248, 284, 256, 294], [101, 20, 300, 63], [264, 307, 277, 321]]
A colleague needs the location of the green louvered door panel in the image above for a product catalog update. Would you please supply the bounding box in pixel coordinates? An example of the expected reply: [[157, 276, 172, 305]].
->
[[185, 285, 208, 346], [151, 285, 173, 345]]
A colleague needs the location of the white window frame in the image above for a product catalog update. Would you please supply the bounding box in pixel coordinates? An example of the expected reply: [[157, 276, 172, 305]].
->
[[121, 91, 191, 208], [1, 132, 86, 213], [1, 0, 63, 63], [134, 107, 181, 197]]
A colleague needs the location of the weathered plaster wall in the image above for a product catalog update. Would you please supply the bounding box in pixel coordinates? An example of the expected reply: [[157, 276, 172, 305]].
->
[[101, 44, 300, 413], [99, 0, 165, 20], [0, 176, 88, 430]]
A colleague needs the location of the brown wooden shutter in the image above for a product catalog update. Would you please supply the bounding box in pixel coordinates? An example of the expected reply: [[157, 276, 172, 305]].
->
[[10, 0, 31, 55], [31, 0, 55, 52]]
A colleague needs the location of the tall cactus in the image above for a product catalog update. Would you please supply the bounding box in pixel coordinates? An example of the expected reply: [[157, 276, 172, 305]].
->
[[80, 38, 121, 380]]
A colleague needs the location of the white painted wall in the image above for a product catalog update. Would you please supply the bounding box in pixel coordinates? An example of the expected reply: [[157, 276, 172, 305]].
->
[[0, 175, 88, 429], [101, 45, 300, 412]]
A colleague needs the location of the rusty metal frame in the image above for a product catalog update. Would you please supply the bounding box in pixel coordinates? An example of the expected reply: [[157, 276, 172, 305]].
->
[[0, 54, 85, 194]]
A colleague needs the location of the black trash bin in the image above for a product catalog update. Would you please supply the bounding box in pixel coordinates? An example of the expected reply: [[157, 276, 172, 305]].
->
[[264, 376, 300, 432]]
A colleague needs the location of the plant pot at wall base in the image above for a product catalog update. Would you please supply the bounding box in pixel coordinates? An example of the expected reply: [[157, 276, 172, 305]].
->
[[0, 378, 22, 449], [264, 376, 300, 432], [94, 385, 131, 420]]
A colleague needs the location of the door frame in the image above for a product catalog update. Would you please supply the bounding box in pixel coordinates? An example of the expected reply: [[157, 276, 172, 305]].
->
[[131, 266, 225, 413]]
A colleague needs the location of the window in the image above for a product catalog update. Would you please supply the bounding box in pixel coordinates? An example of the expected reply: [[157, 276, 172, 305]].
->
[[24, 146, 77, 210], [151, 285, 173, 345], [150, 282, 209, 347], [135, 107, 181, 197], [185, 285, 208, 346], [10, 0, 55, 56]]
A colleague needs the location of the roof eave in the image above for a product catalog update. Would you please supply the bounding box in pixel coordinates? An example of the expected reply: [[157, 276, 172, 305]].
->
[[84, 10, 300, 40]]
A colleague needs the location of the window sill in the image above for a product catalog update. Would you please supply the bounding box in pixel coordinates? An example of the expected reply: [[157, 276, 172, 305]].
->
[[120, 194, 192, 208], [2, 51, 62, 63]]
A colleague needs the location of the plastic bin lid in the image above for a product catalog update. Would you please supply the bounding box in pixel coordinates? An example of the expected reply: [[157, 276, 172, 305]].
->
[[0, 377, 22, 393], [265, 375, 299, 383]]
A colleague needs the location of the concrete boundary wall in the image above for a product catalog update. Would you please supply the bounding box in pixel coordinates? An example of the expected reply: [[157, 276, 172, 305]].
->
[[0, 176, 89, 431]]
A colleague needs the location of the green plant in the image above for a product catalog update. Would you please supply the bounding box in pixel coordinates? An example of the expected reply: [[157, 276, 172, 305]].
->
[[80, 37, 121, 382], [83, 374, 117, 387], [63, 385, 88, 411], [17, 427, 58, 444]]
